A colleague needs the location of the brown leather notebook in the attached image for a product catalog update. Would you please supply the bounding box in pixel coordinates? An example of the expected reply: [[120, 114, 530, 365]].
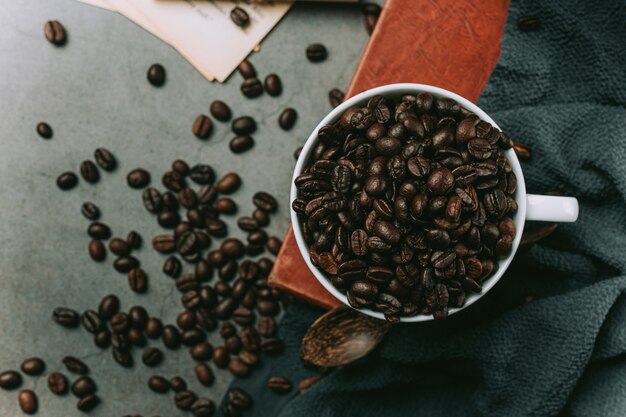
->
[[269, 0, 511, 308]]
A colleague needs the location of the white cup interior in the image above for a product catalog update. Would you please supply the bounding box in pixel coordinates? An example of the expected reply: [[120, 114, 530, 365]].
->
[[290, 83, 527, 322]]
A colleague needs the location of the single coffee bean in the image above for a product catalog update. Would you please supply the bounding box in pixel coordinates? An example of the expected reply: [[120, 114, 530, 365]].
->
[[87, 222, 111, 240], [228, 357, 250, 377], [169, 376, 187, 392], [44, 20, 66, 45], [175, 390, 198, 411], [153, 234, 176, 253], [181, 328, 206, 346], [215, 198, 237, 215], [518, 15, 541, 31], [267, 376, 292, 393], [257, 316, 276, 337], [240, 78, 263, 98], [147, 63, 166, 86], [108, 238, 130, 256], [225, 335, 242, 353], [231, 116, 257, 135], [237, 216, 258, 232], [189, 342, 213, 361], [230, 135, 255, 154], [127, 168, 151, 188], [145, 318, 163, 339], [213, 346, 230, 368], [266, 236, 282, 255], [162, 170, 186, 192], [142, 187, 163, 213], [163, 256, 182, 278], [126, 230, 142, 249], [217, 173, 242, 194], [81, 202, 100, 220], [18, 389, 37, 414], [278, 108, 297, 130], [128, 268, 148, 293], [94, 330, 111, 348], [88, 239, 106, 262], [94, 147, 116, 171], [110, 312, 130, 333], [71, 376, 96, 397], [221, 238, 245, 259], [148, 375, 170, 393], [57, 172, 78, 190], [80, 160, 100, 183], [114, 256, 140, 273], [195, 363, 215, 387], [81, 310, 103, 334], [142, 347, 164, 367], [223, 402, 241, 417], [210, 100, 232, 122], [36, 121, 53, 139], [329, 88, 345, 108], [62, 356, 89, 376], [253, 191, 278, 212], [128, 327, 147, 347], [364, 12, 379, 35], [47, 372, 68, 395], [0, 371, 22, 390], [77, 394, 100, 411], [112, 348, 133, 367], [162, 325, 181, 349], [128, 305, 148, 330], [193, 114, 213, 139], [189, 164, 215, 185], [306, 43, 328, 62], [230, 6, 250, 27], [21, 358, 45, 376], [228, 388, 252, 409], [53, 307, 79, 327], [513, 141, 532, 161], [264, 73, 282, 96], [298, 375, 322, 393], [191, 397, 215, 417], [260, 337, 284, 355], [252, 208, 270, 226], [98, 294, 119, 319]]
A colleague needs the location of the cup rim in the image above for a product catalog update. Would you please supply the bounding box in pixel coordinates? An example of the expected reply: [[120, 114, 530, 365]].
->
[[290, 83, 527, 322]]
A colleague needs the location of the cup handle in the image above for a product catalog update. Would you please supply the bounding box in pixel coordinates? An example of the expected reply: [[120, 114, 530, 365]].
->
[[525, 194, 579, 222]]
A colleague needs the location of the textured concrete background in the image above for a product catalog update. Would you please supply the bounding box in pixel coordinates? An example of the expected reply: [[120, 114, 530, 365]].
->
[[0, 0, 380, 415]]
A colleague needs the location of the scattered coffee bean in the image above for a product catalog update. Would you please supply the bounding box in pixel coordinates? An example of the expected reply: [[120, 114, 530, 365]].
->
[[44, 20, 66, 45], [62, 356, 89, 375], [257, 316, 276, 337], [71, 375, 96, 397], [128, 268, 148, 293], [364, 13, 379, 35], [298, 375, 322, 393], [189, 164, 215, 185], [0, 371, 22, 390], [266, 236, 282, 255], [513, 141, 532, 161], [142, 347, 164, 367], [88, 239, 106, 262], [145, 317, 163, 338], [21, 358, 45, 376], [264, 73, 282, 96], [212, 346, 229, 368], [81, 202, 100, 220], [240, 78, 263, 98], [169, 376, 187, 392], [112, 348, 133, 367], [328, 88, 345, 108], [97, 294, 119, 320], [175, 390, 197, 410], [162, 325, 181, 349], [306, 43, 327, 62], [127, 230, 142, 249], [47, 372, 68, 395], [113, 256, 139, 273], [228, 357, 250, 377], [57, 172, 78, 190], [108, 237, 130, 256], [18, 389, 37, 414], [94, 147, 116, 171], [81, 309, 103, 334], [195, 363, 215, 387], [217, 173, 241, 194], [163, 255, 182, 278], [127, 168, 151, 188], [230, 6, 250, 27], [53, 307, 79, 327], [87, 222, 111, 240], [148, 375, 170, 393], [231, 116, 257, 135], [94, 330, 110, 348], [36, 122, 53, 139], [191, 397, 215, 417], [267, 376, 292, 393], [77, 394, 100, 411], [294, 146, 303, 160], [80, 160, 100, 183], [230, 135, 255, 154], [518, 15, 541, 32], [278, 108, 297, 130], [193, 114, 213, 139], [228, 387, 252, 409], [147, 63, 166, 87], [237, 59, 257, 78]]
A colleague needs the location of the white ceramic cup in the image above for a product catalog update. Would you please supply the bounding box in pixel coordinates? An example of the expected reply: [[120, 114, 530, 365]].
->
[[290, 83, 579, 322]]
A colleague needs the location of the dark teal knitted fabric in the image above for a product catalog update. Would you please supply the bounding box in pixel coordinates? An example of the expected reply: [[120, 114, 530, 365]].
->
[[222, 0, 626, 415]]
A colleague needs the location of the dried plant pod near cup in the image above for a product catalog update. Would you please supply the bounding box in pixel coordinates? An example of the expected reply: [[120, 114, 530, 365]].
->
[[301, 307, 390, 367]]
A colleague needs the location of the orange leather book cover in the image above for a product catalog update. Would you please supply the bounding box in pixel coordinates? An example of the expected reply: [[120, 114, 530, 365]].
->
[[269, 0, 511, 308]]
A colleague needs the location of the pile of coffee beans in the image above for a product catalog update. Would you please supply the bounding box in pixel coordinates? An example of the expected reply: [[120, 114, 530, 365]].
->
[[293, 92, 518, 322]]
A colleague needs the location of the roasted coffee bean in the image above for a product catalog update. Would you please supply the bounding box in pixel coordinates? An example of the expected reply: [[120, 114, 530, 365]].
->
[[298, 375, 322, 393], [153, 234, 176, 253], [147, 63, 166, 87], [18, 389, 37, 414], [230, 6, 249, 27], [162, 170, 186, 192], [279, 108, 297, 130], [233, 307, 254, 326], [175, 390, 198, 410], [306, 43, 327, 62], [88, 239, 106, 262], [221, 238, 245, 259], [163, 256, 182, 278], [427, 167, 455, 195], [126, 230, 142, 249], [267, 376, 292, 393], [79, 160, 100, 183], [195, 363, 215, 387], [241, 78, 263, 98], [187, 165, 213, 186], [142, 347, 164, 367], [228, 388, 253, 409], [192, 397, 216, 417], [238, 59, 257, 78], [81, 202, 100, 220], [182, 291, 201, 310], [169, 376, 187, 392], [145, 318, 163, 339], [171, 160, 190, 176], [36, 121, 53, 139], [148, 375, 170, 393], [213, 346, 230, 368], [94, 330, 111, 348], [518, 15, 541, 31], [57, 172, 78, 190], [44, 20, 65, 45], [231, 116, 257, 135], [266, 236, 282, 255], [364, 13, 378, 35], [110, 312, 130, 333], [513, 141, 532, 161], [112, 348, 133, 367], [71, 376, 96, 397], [181, 328, 206, 346], [210, 100, 232, 122], [108, 238, 130, 256], [81, 310, 103, 334], [329, 88, 345, 108], [217, 172, 241, 194], [77, 394, 100, 411], [177, 310, 197, 330], [87, 222, 111, 240], [260, 337, 284, 355], [228, 357, 250, 377], [0, 371, 22, 390], [53, 307, 79, 327], [253, 191, 278, 212], [189, 342, 213, 361], [21, 358, 45, 376], [128, 327, 146, 347], [127, 168, 151, 188], [222, 402, 242, 417], [128, 268, 148, 292], [162, 325, 181, 349], [257, 316, 276, 337], [193, 115, 213, 139], [230, 135, 255, 153], [264, 73, 283, 96], [128, 306, 148, 329], [47, 372, 68, 395], [239, 327, 261, 352], [141, 188, 162, 213], [220, 322, 237, 338], [98, 294, 119, 320], [236, 216, 258, 232], [92, 149, 116, 173]]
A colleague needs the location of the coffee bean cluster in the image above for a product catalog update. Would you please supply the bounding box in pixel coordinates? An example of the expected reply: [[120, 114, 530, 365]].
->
[[293, 92, 518, 322], [56, 147, 117, 191]]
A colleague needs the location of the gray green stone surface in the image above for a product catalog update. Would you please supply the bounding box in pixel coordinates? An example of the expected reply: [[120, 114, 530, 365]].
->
[[0, 1, 380, 415]]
